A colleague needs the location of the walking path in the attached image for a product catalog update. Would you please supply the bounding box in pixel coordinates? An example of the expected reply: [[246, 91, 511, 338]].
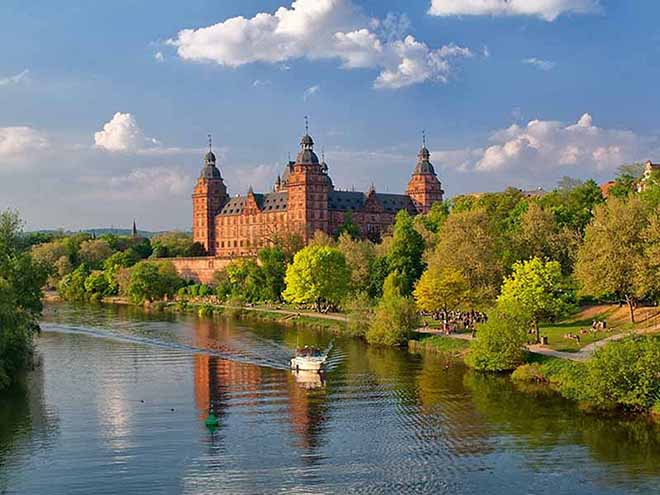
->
[[415, 328, 641, 362]]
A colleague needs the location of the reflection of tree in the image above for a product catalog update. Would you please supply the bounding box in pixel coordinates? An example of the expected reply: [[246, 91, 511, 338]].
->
[[0, 367, 57, 473], [463, 371, 660, 479]]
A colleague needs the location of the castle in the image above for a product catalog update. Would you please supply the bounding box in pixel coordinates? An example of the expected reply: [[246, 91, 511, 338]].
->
[[192, 129, 444, 258]]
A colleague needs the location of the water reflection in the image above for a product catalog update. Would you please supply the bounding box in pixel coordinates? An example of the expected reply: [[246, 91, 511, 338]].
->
[[0, 301, 656, 494]]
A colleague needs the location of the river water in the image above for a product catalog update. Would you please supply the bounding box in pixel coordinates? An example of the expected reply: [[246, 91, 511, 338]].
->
[[1, 302, 659, 494]]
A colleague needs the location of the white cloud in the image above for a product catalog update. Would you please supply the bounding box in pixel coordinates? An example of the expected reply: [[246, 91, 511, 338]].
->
[[482, 45, 490, 58], [252, 79, 272, 87], [523, 57, 556, 71], [0, 126, 48, 157], [303, 84, 320, 100], [80, 167, 192, 201], [439, 113, 645, 178], [228, 163, 280, 193], [428, 0, 601, 21], [154, 51, 164, 62], [168, 0, 471, 89], [94, 112, 159, 152], [0, 69, 30, 87]]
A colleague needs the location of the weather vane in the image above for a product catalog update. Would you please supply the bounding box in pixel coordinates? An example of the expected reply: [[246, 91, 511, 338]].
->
[[304, 116, 309, 134], [422, 129, 426, 148], [208, 133, 212, 152]]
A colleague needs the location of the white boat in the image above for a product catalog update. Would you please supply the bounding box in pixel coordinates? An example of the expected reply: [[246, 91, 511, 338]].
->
[[290, 347, 327, 372]]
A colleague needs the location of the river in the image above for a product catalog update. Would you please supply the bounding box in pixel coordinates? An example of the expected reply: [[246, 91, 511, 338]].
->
[[1, 302, 659, 494]]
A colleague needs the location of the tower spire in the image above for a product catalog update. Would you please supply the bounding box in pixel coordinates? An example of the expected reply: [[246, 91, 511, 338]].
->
[[422, 129, 426, 148], [132, 219, 137, 238], [304, 115, 309, 135], [208, 133, 212, 152]]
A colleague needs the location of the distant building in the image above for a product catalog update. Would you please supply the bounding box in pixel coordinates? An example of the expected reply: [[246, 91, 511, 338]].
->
[[636, 160, 660, 192], [192, 130, 444, 257]]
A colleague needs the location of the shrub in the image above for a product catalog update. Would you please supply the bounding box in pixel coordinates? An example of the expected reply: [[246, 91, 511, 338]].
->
[[466, 307, 528, 372], [511, 364, 548, 383], [198, 303, 214, 317], [366, 273, 418, 346]]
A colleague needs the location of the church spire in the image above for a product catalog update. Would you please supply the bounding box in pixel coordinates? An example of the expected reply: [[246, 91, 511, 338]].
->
[[132, 219, 137, 238]]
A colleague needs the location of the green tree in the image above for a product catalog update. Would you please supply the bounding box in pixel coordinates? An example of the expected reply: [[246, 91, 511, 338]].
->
[[84, 270, 110, 301], [282, 245, 350, 310], [575, 196, 648, 323], [151, 232, 196, 258], [58, 265, 90, 302], [413, 264, 467, 314], [432, 209, 504, 308], [78, 239, 113, 269], [225, 259, 265, 302], [337, 233, 376, 295], [497, 258, 572, 343], [0, 210, 48, 389], [366, 272, 419, 346], [258, 246, 287, 301], [608, 163, 644, 199], [465, 306, 529, 372], [387, 210, 425, 296], [336, 211, 361, 240], [127, 261, 181, 304]]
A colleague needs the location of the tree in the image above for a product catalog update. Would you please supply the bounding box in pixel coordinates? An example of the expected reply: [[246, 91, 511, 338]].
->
[[78, 239, 113, 269], [465, 306, 529, 372], [0, 210, 48, 390], [58, 265, 90, 302], [336, 211, 361, 239], [414, 264, 467, 314], [575, 196, 648, 323], [607, 163, 644, 199], [225, 259, 265, 302], [387, 210, 425, 296], [127, 261, 181, 304], [366, 272, 419, 346], [84, 270, 110, 301], [432, 209, 504, 308], [258, 246, 287, 301], [497, 258, 572, 343], [282, 245, 350, 310], [337, 233, 375, 295], [151, 232, 196, 258]]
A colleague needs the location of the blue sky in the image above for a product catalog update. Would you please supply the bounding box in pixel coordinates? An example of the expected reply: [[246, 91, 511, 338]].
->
[[1, 0, 660, 230]]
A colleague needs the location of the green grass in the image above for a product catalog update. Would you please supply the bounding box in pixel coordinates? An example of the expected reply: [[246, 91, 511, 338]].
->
[[539, 308, 627, 352], [408, 334, 469, 356]]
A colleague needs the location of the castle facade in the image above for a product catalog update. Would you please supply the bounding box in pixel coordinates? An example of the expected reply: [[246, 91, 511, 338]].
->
[[192, 131, 443, 257]]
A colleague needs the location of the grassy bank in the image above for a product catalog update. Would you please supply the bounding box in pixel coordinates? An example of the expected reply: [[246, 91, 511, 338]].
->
[[408, 334, 469, 357]]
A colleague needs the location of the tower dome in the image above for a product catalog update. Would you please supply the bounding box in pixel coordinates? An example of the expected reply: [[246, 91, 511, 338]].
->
[[414, 145, 436, 175], [295, 133, 320, 164], [200, 134, 222, 179]]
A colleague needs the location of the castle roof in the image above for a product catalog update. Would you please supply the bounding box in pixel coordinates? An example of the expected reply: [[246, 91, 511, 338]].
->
[[413, 146, 436, 175], [328, 190, 415, 213], [219, 191, 288, 215]]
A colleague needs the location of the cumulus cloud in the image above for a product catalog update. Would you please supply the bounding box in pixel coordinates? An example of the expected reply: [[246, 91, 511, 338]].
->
[[439, 113, 645, 180], [80, 167, 192, 201], [154, 51, 164, 62], [168, 0, 471, 89], [0, 69, 30, 87], [0, 126, 48, 157], [523, 57, 556, 71], [228, 163, 280, 193], [94, 112, 159, 152], [428, 0, 601, 21]]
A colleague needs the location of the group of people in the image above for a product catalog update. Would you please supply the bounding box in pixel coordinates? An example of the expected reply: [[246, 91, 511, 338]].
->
[[423, 310, 488, 335]]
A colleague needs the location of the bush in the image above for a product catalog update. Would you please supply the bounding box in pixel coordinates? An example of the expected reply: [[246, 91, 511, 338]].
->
[[366, 273, 418, 346], [580, 336, 660, 411], [58, 265, 90, 302], [511, 363, 548, 383], [198, 303, 214, 317], [466, 307, 528, 372]]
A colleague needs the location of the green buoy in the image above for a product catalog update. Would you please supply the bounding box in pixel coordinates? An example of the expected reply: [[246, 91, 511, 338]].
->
[[205, 411, 219, 428]]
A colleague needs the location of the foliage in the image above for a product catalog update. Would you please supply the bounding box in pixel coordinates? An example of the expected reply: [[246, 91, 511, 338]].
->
[[497, 258, 572, 343], [608, 163, 644, 199], [387, 210, 425, 296], [414, 264, 467, 314], [78, 239, 113, 269], [337, 233, 375, 295], [366, 255, 390, 299], [336, 211, 361, 240], [575, 196, 649, 322], [58, 265, 90, 302], [511, 363, 548, 383], [366, 272, 419, 346], [431, 209, 503, 308], [344, 292, 374, 338], [466, 306, 529, 372], [151, 231, 201, 258], [83, 270, 110, 301], [257, 246, 287, 302], [282, 245, 350, 310], [224, 259, 265, 303], [0, 210, 49, 390], [127, 261, 181, 304]]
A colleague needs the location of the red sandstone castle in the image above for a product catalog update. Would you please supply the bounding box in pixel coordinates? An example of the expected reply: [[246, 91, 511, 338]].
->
[[192, 130, 443, 257]]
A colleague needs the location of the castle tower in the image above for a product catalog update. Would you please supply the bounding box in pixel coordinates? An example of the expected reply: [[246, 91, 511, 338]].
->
[[406, 136, 444, 214], [192, 137, 228, 255], [285, 120, 331, 241]]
